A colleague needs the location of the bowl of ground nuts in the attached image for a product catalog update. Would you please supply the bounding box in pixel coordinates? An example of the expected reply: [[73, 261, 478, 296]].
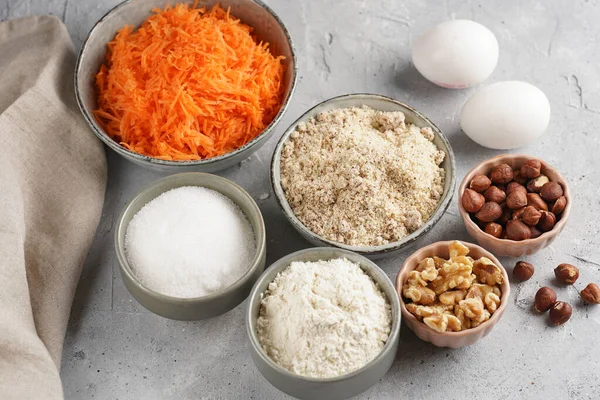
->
[[396, 240, 510, 348], [458, 154, 571, 257], [271, 93, 456, 259]]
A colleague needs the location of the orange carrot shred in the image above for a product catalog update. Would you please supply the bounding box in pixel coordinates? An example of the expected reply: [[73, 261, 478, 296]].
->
[[93, 3, 285, 161]]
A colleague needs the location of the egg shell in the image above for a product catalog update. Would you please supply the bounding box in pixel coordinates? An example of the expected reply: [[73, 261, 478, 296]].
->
[[460, 81, 551, 149], [412, 20, 499, 89]]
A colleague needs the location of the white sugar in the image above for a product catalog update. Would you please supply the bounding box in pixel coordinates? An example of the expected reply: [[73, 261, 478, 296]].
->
[[125, 186, 256, 298]]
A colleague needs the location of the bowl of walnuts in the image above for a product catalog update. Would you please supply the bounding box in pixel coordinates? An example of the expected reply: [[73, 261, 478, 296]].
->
[[396, 240, 510, 348], [458, 154, 571, 257]]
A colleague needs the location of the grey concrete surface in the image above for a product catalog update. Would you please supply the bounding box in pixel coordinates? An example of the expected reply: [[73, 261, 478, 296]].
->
[[5, 0, 600, 398]]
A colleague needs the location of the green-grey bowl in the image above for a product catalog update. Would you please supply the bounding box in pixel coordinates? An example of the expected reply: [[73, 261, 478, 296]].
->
[[115, 172, 266, 320], [271, 93, 456, 259], [75, 0, 297, 172], [246, 247, 401, 400]]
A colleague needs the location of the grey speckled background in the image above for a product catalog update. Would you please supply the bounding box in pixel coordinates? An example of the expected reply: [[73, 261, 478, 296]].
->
[[5, 0, 600, 398]]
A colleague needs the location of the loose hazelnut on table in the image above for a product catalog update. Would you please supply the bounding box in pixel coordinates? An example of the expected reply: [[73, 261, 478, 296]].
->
[[475, 202, 503, 222], [490, 163, 514, 184], [540, 181, 564, 202], [521, 206, 542, 226], [554, 263, 579, 284], [526, 193, 549, 211], [534, 287, 557, 312], [506, 190, 527, 209], [484, 186, 506, 203], [484, 222, 503, 238], [513, 261, 534, 281], [462, 188, 485, 213], [580, 283, 600, 304], [470, 174, 491, 193], [549, 301, 572, 326], [520, 159, 542, 179], [506, 219, 531, 241], [537, 211, 556, 232], [527, 175, 550, 193]]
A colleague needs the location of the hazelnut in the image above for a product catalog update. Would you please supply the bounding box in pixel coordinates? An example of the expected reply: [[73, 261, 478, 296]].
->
[[581, 283, 600, 304], [484, 186, 506, 203], [520, 159, 542, 179], [484, 222, 503, 238], [506, 191, 527, 210], [506, 182, 527, 196], [554, 263, 579, 284], [462, 189, 485, 213], [538, 211, 556, 232], [475, 202, 503, 222], [551, 196, 567, 215], [549, 301, 572, 326], [513, 261, 534, 281], [512, 170, 528, 185], [530, 227, 543, 238], [527, 175, 550, 193], [526, 193, 549, 211], [470, 174, 492, 193], [506, 220, 531, 241], [490, 164, 514, 184], [534, 287, 557, 312], [540, 182, 564, 202], [521, 206, 542, 226], [512, 207, 526, 220], [498, 203, 512, 225]]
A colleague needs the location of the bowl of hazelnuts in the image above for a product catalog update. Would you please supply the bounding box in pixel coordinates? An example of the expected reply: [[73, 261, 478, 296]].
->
[[458, 154, 571, 257]]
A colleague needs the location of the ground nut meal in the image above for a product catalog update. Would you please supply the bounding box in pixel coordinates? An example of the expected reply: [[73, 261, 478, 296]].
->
[[402, 241, 504, 332], [279, 106, 446, 247]]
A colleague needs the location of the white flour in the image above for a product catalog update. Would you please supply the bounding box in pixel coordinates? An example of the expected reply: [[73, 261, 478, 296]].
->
[[256, 258, 391, 378]]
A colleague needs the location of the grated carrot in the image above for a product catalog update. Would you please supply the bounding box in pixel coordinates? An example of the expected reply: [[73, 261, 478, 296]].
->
[[93, 3, 285, 161]]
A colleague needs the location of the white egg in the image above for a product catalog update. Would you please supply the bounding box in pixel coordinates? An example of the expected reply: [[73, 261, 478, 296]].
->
[[460, 81, 551, 149], [412, 20, 499, 88]]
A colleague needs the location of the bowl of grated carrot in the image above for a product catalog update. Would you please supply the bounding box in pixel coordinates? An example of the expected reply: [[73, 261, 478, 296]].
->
[[75, 0, 297, 172]]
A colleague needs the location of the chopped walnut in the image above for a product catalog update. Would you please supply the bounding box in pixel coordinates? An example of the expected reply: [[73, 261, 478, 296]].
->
[[403, 241, 503, 333], [439, 290, 467, 305], [473, 257, 504, 286], [454, 305, 471, 330], [415, 258, 439, 281], [402, 284, 436, 305], [429, 257, 474, 295], [449, 241, 470, 258]]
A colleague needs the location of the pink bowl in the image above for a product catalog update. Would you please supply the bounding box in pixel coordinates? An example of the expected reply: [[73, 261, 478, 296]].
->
[[458, 154, 571, 257], [395, 240, 510, 348]]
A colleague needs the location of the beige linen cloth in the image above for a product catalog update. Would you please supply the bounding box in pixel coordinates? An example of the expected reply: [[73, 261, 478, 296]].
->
[[0, 16, 107, 399]]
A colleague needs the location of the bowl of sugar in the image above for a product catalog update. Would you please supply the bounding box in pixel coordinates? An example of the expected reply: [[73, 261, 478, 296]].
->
[[115, 172, 266, 320]]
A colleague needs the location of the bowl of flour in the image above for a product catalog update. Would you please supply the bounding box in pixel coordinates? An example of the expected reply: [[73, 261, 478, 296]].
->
[[115, 172, 266, 320], [271, 93, 456, 259], [246, 247, 401, 400]]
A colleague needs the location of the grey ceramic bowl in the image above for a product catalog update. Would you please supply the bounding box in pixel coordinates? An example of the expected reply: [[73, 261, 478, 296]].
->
[[115, 173, 266, 320], [246, 247, 401, 400], [271, 93, 456, 259], [76, 0, 297, 172]]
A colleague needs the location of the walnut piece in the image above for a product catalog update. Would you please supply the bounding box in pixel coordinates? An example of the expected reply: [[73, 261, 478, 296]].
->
[[473, 257, 504, 285], [415, 258, 439, 281], [439, 290, 467, 305], [429, 257, 474, 295], [402, 284, 436, 305]]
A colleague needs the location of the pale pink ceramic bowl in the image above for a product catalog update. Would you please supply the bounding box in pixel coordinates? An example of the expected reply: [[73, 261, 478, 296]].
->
[[395, 240, 510, 348], [458, 154, 571, 257]]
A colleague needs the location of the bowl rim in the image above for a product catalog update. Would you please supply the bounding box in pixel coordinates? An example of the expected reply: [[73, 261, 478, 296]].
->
[[75, 0, 298, 166], [270, 93, 456, 255], [114, 172, 267, 303], [395, 240, 510, 338], [457, 154, 571, 246], [246, 247, 401, 383]]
